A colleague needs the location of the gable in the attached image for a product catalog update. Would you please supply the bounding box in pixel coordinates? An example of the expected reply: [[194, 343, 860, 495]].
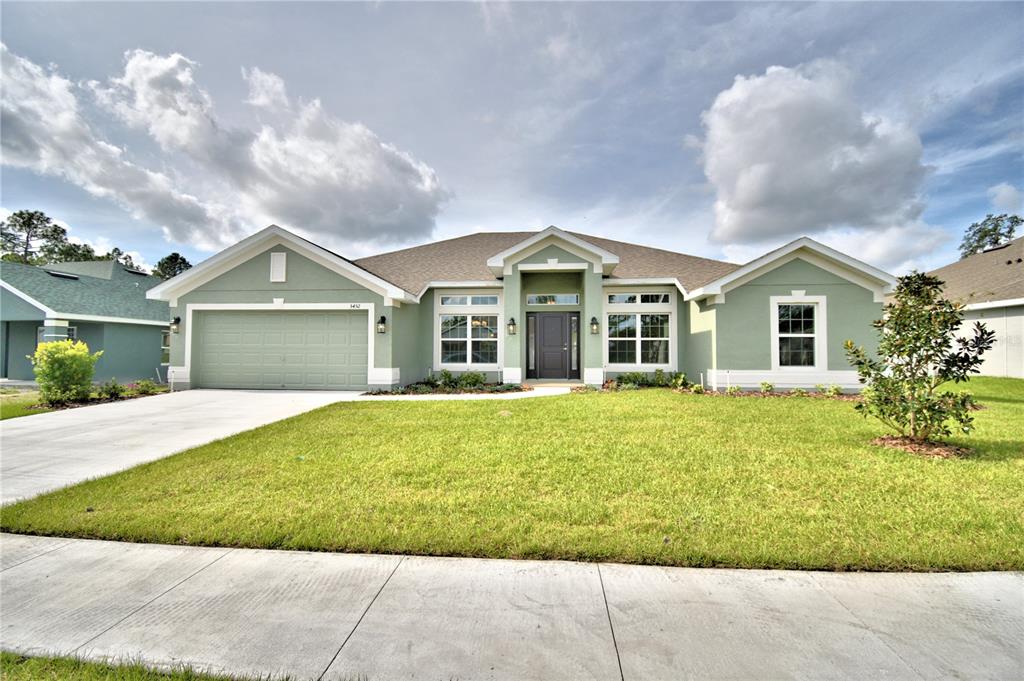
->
[[737, 257, 858, 289], [1, 286, 46, 321], [191, 245, 379, 294], [517, 244, 588, 267], [486, 227, 619, 276]]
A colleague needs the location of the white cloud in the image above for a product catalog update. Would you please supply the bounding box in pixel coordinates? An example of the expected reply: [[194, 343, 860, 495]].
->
[[697, 61, 929, 245], [987, 182, 1022, 213], [242, 67, 289, 109], [1, 43, 246, 251], [92, 49, 449, 248]]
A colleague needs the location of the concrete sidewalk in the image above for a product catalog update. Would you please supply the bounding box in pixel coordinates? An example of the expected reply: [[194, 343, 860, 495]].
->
[[1, 534, 1020, 680]]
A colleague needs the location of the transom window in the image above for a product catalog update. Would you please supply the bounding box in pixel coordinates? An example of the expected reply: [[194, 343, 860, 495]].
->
[[440, 294, 498, 306], [777, 304, 816, 367], [607, 293, 670, 304], [440, 314, 498, 364], [607, 313, 670, 365], [36, 326, 77, 345], [527, 293, 579, 305]]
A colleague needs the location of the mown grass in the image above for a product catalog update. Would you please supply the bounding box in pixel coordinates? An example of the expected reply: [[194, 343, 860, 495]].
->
[[0, 391, 51, 420], [2, 377, 1021, 571], [0, 652, 244, 681]]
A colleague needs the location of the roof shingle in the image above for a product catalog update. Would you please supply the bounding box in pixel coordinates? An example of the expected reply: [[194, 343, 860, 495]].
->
[[928, 237, 1024, 305], [355, 230, 739, 294]]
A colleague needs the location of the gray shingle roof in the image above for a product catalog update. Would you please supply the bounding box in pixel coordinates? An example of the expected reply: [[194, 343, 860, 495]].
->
[[1, 261, 168, 322], [928, 236, 1024, 305], [355, 230, 740, 294]]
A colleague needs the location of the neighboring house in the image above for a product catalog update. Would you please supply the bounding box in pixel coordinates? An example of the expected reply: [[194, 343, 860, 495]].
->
[[147, 225, 896, 391], [929, 236, 1023, 378], [1, 260, 170, 382]]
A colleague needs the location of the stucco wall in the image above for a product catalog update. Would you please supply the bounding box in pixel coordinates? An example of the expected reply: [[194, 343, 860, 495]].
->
[[964, 304, 1023, 378], [1, 321, 37, 379], [683, 299, 716, 385], [714, 258, 880, 372], [170, 245, 389, 370]]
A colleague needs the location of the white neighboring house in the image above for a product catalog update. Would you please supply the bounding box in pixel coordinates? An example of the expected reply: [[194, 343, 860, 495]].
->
[[929, 236, 1023, 378]]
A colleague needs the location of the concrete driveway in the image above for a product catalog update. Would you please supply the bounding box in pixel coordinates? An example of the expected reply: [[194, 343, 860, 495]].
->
[[0, 390, 357, 504]]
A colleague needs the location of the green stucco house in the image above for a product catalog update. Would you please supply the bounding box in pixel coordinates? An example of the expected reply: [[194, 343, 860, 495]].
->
[[146, 225, 895, 391], [1, 260, 169, 382]]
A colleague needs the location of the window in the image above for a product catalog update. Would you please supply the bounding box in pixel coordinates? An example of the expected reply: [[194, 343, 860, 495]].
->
[[440, 314, 498, 365], [161, 331, 171, 364], [440, 294, 498, 306], [36, 326, 77, 345], [777, 304, 816, 367], [608, 292, 670, 305], [607, 313, 670, 365], [527, 294, 579, 305]]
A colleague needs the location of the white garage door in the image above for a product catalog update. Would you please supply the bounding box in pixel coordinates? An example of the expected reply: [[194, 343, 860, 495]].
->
[[193, 310, 369, 390]]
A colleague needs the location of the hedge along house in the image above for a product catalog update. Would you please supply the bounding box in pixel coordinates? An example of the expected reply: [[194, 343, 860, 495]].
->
[[0, 260, 170, 382], [147, 225, 896, 391]]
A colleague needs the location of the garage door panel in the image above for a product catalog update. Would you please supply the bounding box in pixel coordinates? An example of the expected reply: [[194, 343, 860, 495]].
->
[[194, 311, 369, 390]]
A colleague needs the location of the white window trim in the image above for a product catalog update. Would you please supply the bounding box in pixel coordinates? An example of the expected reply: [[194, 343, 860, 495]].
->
[[37, 325, 77, 343], [769, 293, 828, 371], [440, 294, 500, 307], [433, 289, 504, 371], [177, 301, 396, 386], [270, 252, 287, 282], [160, 330, 171, 366], [526, 293, 580, 306], [602, 287, 676, 370]]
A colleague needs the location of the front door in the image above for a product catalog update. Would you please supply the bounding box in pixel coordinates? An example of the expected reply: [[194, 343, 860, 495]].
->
[[530, 312, 580, 379]]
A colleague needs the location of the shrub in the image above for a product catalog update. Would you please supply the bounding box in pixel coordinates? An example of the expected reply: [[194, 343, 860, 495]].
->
[[671, 372, 689, 389], [617, 382, 640, 391], [824, 384, 843, 397], [132, 379, 159, 396], [845, 272, 995, 441], [457, 371, 486, 389], [30, 340, 102, 405], [759, 381, 774, 395], [617, 371, 649, 386], [438, 369, 458, 389], [602, 379, 618, 391], [814, 384, 828, 394], [689, 384, 705, 394], [408, 383, 434, 394], [789, 387, 809, 397], [726, 385, 741, 396], [421, 373, 439, 388], [485, 383, 521, 393], [98, 378, 126, 400], [652, 369, 670, 387]]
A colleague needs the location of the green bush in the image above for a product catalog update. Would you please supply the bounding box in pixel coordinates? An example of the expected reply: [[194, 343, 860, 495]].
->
[[652, 369, 669, 387], [671, 372, 689, 389], [824, 384, 843, 397], [726, 385, 742, 396], [789, 387, 809, 397], [30, 340, 102, 405], [457, 371, 486, 389], [689, 384, 705, 394], [617, 382, 640, 391], [438, 369, 458, 389], [617, 371, 649, 386], [97, 378, 125, 400], [760, 381, 775, 395], [814, 384, 828, 394], [132, 379, 159, 396], [408, 384, 435, 394]]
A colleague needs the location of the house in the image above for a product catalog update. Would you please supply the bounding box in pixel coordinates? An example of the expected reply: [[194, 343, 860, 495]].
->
[[929, 236, 1023, 378], [1, 260, 170, 382], [146, 225, 896, 391]]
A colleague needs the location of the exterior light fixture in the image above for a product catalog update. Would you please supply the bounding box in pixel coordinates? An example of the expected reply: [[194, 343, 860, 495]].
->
[[170, 316, 181, 334], [376, 315, 387, 334], [590, 316, 600, 334], [507, 317, 518, 335]]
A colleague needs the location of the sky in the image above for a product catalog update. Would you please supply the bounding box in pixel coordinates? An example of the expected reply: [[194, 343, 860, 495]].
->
[[1, 1, 1022, 275]]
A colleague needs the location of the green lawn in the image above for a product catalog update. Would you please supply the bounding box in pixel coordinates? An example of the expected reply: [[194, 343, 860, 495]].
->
[[2, 377, 1021, 571], [0, 652, 241, 681], [0, 391, 51, 420]]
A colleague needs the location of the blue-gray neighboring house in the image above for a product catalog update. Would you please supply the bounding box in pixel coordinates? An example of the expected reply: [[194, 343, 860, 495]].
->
[[0, 260, 170, 382]]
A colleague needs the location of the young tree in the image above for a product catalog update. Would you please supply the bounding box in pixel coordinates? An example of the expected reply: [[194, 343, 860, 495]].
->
[[844, 273, 995, 442], [959, 214, 1021, 259], [0, 210, 67, 263], [153, 252, 192, 279]]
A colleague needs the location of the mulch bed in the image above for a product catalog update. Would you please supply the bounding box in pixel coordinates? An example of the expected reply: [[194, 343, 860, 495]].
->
[[25, 391, 166, 413], [366, 383, 531, 396], [872, 435, 971, 459]]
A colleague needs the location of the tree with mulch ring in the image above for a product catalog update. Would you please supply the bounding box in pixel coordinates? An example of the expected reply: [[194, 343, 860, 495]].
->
[[845, 272, 995, 457]]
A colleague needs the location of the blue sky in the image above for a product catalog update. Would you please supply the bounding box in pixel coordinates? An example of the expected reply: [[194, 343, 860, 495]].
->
[[1, 1, 1021, 273]]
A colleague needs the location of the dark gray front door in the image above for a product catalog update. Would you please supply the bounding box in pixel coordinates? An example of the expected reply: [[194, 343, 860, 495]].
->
[[531, 312, 579, 379]]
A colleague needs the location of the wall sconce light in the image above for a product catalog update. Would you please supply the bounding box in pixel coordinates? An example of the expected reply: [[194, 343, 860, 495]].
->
[[376, 315, 387, 334], [170, 316, 181, 334], [507, 317, 517, 335], [590, 316, 600, 334]]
